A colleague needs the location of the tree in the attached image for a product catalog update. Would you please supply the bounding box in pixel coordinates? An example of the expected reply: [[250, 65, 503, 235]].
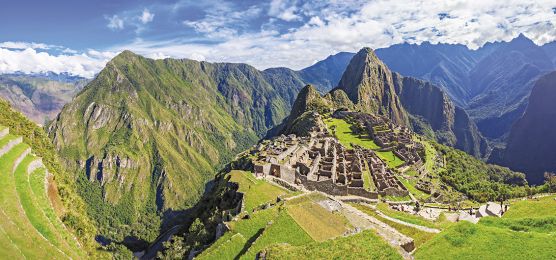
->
[[186, 218, 210, 250], [545, 172, 556, 193], [157, 236, 187, 260]]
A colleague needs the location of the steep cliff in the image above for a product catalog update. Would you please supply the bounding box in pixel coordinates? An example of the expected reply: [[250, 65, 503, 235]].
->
[[336, 47, 409, 126], [495, 71, 556, 184]]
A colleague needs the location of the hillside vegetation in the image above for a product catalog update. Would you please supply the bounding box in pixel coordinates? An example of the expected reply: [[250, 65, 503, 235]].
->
[[0, 99, 100, 256]]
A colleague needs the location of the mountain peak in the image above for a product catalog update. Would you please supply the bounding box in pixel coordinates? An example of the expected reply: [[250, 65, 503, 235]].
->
[[508, 33, 536, 48]]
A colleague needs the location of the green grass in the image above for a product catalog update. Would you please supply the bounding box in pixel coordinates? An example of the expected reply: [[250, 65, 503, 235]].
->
[[199, 233, 247, 260], [415, 221, 556, 260], [264, 229, 402, 259], [229, 170, 292, 212], [352, 204, 437, 248], [324, 118, 404, 168], [29, 167, 84, 256], [397, 177, 430, 201], [0, 143, 67, 259], [286, 199, 351, 242], [0, 133, 18, 149], [362, 161, 375, 191], [503, 195, 556, 219], [14, 155, 64, 249], [242, 209, 313, 259]]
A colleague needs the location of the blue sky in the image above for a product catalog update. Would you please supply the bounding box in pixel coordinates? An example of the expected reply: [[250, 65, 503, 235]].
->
[[1, 0, 555, 77]]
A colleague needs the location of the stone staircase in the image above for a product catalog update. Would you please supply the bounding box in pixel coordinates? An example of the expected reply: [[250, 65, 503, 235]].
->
[[0, 125, 84, 259]]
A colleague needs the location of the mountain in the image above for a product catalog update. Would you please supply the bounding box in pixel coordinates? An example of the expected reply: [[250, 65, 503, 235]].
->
[[336, 47, 409, 125], [315, 48, 487, 157], [0, 73, 87, 125], [492, 72, 556, 184], [368, 35, 556, 140], [466, 34, 555, 139], [375, 42, 483, 106], [298, 52, 354, 92], [47, 51, 307, 247]]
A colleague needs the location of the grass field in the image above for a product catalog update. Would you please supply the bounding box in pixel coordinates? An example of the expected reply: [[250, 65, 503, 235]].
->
[[286, 197, 351, 241], [415, 221, 556, 260], [264, 229, 402, 259], [352, 204, 437, 248], [504, 195, 556, 219], [242, 209, 313, 259], [324, 118, 404, 168], [229, 170, 292, 212]]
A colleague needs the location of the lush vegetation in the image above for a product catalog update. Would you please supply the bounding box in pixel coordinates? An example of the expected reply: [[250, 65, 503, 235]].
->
[[432, 142, 534, 203], [415, 221, 556, 259], [229, 170, 292, 212], [0, 99, 100, 256], [264, 230, 402, 259]]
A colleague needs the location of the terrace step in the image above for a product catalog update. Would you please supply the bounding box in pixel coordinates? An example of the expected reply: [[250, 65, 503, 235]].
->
[[0, 143, 67, 259], [28, 166, 84, 257], [14, 154, 80, 259]]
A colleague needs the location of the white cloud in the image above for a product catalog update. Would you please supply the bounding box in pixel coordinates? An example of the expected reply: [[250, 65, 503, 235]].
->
[[140, 9, 154, 24], [0, 41, 62, 50], [115, 0, 556, 71], [269, 0, 302, 21], [0, 47, 115, 78], [183, 4, 261, 39], [107, 15, 124, 30]]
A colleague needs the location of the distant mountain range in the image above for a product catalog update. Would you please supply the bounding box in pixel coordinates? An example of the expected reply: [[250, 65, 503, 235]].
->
[[0, 73, 88, 124], [299, 34, 556, 142], [278, 47, 487, 157]]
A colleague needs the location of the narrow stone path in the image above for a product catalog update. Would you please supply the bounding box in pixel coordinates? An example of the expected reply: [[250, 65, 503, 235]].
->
[[339, 201, 415, 259]]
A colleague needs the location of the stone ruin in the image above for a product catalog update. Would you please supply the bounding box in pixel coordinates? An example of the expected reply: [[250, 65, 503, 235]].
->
[[253, 130, 409, 200]]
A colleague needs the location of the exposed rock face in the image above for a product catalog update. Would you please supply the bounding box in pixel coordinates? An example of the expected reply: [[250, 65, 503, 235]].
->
[[394, 75, 488, 157], [277, 85, 329, 136], [336, 48, 409, 126], [494, 71, 556, 184]]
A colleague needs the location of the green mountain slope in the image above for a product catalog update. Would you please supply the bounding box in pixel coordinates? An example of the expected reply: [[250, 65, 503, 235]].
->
[[47, 51, 306, 246]]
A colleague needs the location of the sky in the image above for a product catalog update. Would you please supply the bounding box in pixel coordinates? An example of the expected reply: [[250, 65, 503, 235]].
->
[[0, 0, 555, 78]]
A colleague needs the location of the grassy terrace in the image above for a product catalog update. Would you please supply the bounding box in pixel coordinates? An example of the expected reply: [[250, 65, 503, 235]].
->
[[286, 194, 351, 242], [415, 221, 556, 259], [324, 118, 404, 169], [229, 170, 293, 212], [265, 229, 402, 260], [0, 143, 67, 259], [416, 196, 556, 259]]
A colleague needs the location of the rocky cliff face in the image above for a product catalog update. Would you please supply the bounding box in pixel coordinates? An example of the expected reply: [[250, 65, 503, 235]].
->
[[336, 48, 409, 126], [494, 71, 556, 184], [394, 75, 488, 157], [48, 51, 306, 226]]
